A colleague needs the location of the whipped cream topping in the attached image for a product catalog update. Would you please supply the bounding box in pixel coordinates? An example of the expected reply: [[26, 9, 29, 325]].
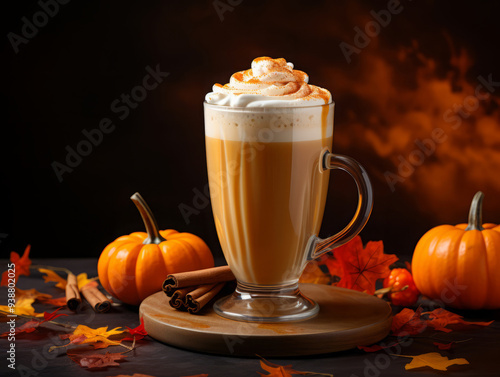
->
[[205, 57, 332, 107]]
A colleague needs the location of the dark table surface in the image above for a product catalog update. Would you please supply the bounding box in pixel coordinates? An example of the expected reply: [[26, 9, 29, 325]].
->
[[1, 258, 499, 377]]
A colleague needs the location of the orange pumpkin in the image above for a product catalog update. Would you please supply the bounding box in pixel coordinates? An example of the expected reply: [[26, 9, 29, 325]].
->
[[412, 192, 500, 309], [98, 193, 214, 305]]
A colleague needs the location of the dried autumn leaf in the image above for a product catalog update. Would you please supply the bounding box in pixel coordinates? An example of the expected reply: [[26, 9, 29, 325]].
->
[[40, 296, 67, 307], [0, 297, 43, 317], [0, 319, 41, 337], [395, 352, 469, 371], [391, 307, 427, 336], [43, 307, 67, 322], [433, 341, 454, 350], [1, 308, 68, 337], [77, 273, 98, 290], [328, 236, 398, 294], [39, 268, 67, 289], [111, 375, 157, 377], [258, 357, 332, 376], [180, 375, 208, 377], [299, 260, 330, 284], [66, 325, 124, 349], [122, 317, 148, 341], [15, 288, 52, 302], [1, 245, 32, 286], [425, 308, 493, 332], [67, 350, 127, 369]]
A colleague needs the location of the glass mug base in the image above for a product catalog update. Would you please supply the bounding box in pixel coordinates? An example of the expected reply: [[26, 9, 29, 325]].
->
[[214, 282, 319, 323]]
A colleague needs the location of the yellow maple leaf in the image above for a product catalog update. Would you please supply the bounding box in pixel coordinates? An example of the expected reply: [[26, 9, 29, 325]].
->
[[15, 288, 52, 302], [397, 352, 469, 371], [77, 273, 98, 290], [39, 268, 67, 289], [0, 297, 44, 317], [71, 325, 125, 348]]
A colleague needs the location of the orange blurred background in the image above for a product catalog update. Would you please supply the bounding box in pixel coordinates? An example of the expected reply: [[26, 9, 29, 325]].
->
[[2, 0, 499, 259]]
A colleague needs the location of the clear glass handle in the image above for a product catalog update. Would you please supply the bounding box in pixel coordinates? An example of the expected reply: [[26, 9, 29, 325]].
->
[[308, 150, 373, 260]]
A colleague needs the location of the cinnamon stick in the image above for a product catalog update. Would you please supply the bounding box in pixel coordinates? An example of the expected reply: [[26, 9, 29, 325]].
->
[[81, 284, 112, 313], [186, 282, 225, 314], [163, 266, 235, 314], [169, 287, 192, 310], [65, 273, 81, 311], [162, 266, 235, 296]]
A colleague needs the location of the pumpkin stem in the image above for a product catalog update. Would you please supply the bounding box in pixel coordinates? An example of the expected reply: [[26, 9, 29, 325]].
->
[[130, 192, 166, 244], [465, 191, 485, 231]]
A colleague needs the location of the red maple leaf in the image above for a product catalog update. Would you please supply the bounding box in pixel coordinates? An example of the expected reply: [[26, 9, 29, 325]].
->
[[433, 341, 454, 350], [0, 308, 68, 337], [328, 236, 398, 294], [67, 350, 127, 369], [1, 245, 32, 286], [391, 307, 427, 336], [122, 317, 147, 341], [425, 308, 493, 332], [43, 307, 68, 322]]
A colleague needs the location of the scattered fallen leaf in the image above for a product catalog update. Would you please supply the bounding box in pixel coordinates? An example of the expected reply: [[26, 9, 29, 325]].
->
[[299, 260, 330, 284], [67, 350, 127, 369], [1, 245, 32, 286], [0, 319, 41, 337], [43, 307, 67, 322], [425, 308, 493, 332], [111, 375, 157, 377], [433, 341, 454, 350], [15, 288, 52, 302], [394, 352, 469, 371], [1, 308, 68, 337], [358, 342, 400, 352], [59, 325, 124, 350], [180, 375, 208, 377], [39, 268, 67, 289], [258, 357, 332, 376], [391, 307, 426, 336], [326, 236, 398, 294], [77, 273, 98, 290], [122, 317, 148, 341], [40, 296, 68, 306], [0, 296, 43, 317]]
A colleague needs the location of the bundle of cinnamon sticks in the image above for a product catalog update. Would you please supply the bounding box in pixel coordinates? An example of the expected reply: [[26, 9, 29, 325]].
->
[[163, 266, 235, 314], [65, 273, 111, 313]]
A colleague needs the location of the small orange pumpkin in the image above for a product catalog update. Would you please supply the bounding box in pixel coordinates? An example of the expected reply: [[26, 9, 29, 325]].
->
[[412, 192, 500, 309], [98, 193, 214, 305]]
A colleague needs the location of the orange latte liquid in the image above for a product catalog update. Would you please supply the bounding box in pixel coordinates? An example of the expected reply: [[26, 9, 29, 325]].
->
[[205, 107, 334, 286]]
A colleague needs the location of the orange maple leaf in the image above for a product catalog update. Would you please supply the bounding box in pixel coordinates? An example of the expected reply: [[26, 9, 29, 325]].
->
[[395, 352, 469, 371], [327, 236, 398, 294], [57, 325, 125, 351], [39, 268, 67, 289], [391, 307, 427, 336], [1, 245, 32, 286], [258, 357, 332, 376], [15, 288, 52, 302], [40, 296, 68, 306]]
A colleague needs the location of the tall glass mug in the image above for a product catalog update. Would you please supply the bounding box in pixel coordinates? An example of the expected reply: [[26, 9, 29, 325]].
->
[[204, 102, 373, 322]]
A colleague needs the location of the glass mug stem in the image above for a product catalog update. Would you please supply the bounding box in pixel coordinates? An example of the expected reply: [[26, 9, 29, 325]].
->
[[307, 149, 374, 260]]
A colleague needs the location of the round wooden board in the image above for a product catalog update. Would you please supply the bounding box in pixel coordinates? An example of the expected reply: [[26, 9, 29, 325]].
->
[[140, 284, 392, 357]]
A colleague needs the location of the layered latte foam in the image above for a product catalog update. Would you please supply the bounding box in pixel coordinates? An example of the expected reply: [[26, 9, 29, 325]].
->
[[205, 58, 334, 285], [204, 104, 334, 142]]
